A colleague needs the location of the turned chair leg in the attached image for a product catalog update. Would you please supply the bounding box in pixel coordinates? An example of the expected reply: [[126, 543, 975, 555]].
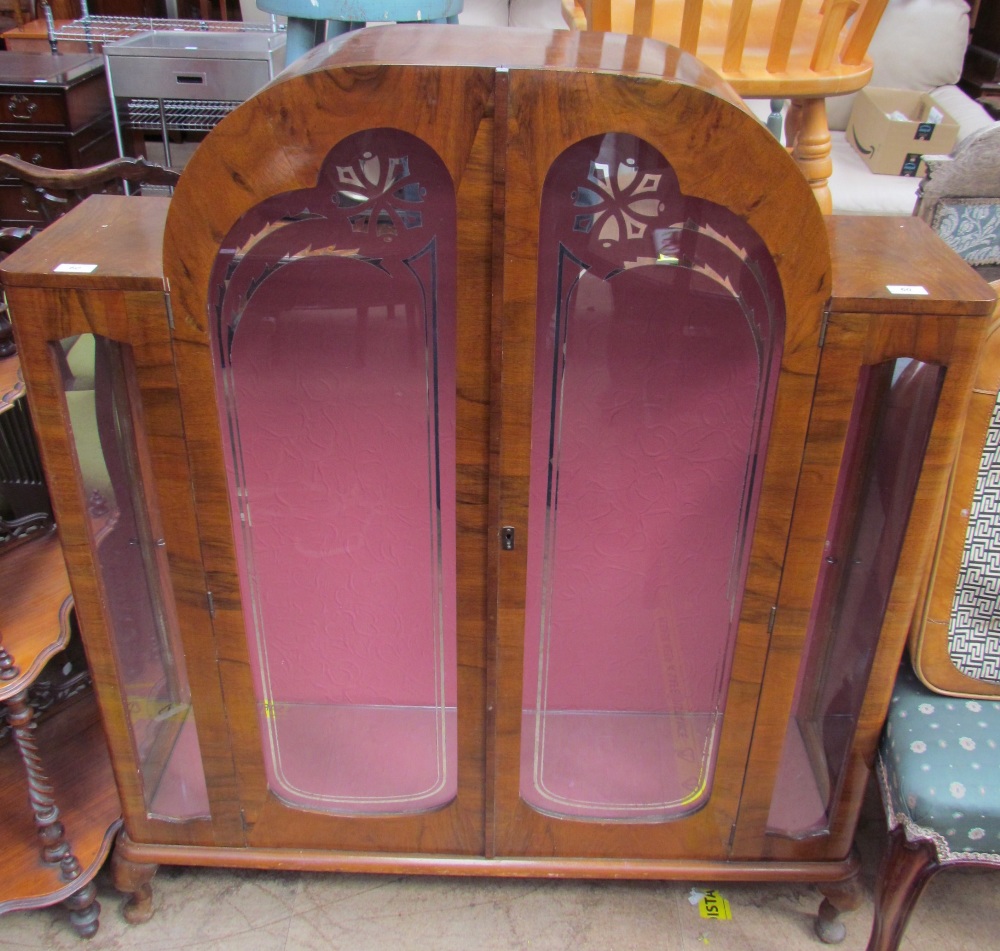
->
[[865, 826, 940, 951], [110, 831, 158, 924], [815, 861, 863, 945], [788, 97, 834, 215]]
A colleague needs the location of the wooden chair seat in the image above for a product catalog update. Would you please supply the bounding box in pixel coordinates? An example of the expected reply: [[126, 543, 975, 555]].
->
[[562, 0, 891, 212]]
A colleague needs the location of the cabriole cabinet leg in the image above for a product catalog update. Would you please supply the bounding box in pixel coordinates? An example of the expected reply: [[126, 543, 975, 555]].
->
[[815, 862, 863, 944], [111, 832, 158, 924]]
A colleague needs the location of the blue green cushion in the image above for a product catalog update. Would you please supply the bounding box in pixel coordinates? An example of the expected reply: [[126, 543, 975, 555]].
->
[[878, 661, 1000, 862]]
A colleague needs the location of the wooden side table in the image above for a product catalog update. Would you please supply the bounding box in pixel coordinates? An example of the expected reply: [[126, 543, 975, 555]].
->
[[0, 356, 120, 937], [0, 534, 121, 937]]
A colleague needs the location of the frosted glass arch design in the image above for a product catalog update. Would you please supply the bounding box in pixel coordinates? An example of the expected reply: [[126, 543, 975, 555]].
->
[[521, 133, 785, 822], [209, 129, 458, 815]]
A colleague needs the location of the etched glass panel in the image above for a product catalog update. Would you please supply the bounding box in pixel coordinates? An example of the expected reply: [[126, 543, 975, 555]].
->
[[209, 130, 458, 814], [56, 333, 209, 820], [767, 358, 944, 837], [521, 134, 784, 821]]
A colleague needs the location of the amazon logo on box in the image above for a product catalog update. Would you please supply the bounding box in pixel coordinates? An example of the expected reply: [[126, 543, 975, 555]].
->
[[847, 88, 959, 176]]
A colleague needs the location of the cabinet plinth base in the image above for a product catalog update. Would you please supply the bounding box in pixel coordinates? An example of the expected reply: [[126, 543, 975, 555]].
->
[[114, 831, 860, 882], [112, 833, 862, 934]]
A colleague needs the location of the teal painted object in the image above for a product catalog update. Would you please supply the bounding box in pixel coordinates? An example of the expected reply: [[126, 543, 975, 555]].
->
[[258, 0, 464, 63], [879, 660, 1000, 861]]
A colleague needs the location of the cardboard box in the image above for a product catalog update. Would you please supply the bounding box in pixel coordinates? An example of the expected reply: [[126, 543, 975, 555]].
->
[[846, 88, 959, 176]]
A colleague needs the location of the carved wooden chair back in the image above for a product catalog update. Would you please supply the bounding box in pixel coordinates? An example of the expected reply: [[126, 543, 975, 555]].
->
[[0, 154, 180, 254], [561, 0, 891, 212]]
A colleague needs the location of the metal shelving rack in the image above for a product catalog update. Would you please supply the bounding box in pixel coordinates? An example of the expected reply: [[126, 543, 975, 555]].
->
[[37, 6, 285, 169], [44, 15, 278, 50], [119, 97, 239, 134]]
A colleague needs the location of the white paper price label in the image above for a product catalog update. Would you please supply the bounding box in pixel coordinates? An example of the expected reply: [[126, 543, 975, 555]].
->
[[54, 263, 98, 273], [887, 284, 929, 295]]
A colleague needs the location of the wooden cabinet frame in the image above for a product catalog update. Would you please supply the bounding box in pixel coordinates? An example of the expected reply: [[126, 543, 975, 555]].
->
[[1, 25, 995, 941]]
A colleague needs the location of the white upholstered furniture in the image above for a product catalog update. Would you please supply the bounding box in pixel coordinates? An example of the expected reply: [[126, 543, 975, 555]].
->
[[824, 0, 997, 215]]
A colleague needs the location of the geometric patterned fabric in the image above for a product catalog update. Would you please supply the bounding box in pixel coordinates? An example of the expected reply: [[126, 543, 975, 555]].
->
[[879, 660, 1000, 863], [949, 390, 1000, 683]]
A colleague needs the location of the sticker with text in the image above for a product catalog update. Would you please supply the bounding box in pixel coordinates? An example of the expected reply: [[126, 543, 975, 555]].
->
[[887, 284, 929, 296], [698, 889, 733, 920], [54, 263, 98, 274]]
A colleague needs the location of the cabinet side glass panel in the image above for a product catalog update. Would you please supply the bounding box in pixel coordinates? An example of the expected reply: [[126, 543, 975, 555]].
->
[[767, 358, 944, 838], [521, 134, 785, 822], [54, 333, 210, 820], [208, 130, 458, 815]]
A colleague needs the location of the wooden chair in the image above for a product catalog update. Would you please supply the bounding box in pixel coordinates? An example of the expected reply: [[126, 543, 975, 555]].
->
[[562, 0, 891, 212], [0, 154, 180, 353], [0, 154, 180, 239]]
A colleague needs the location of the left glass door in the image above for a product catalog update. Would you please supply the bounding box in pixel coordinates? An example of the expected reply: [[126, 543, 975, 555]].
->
[[164, 59, 496, 855], [207, 130, 459, 816], [57, 333, 210, 822]]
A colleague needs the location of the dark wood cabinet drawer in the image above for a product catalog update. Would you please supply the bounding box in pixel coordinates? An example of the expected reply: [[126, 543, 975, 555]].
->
[[0, 53, 111, 133], [0, 117, 118, 227], [0, 76, 111, 132], [1, 138, 73, 169], [0, 91, 71, 129]]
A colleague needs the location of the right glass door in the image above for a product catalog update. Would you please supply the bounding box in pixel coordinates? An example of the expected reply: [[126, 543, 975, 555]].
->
[[490, 63, 831, 860], [519, 134, 782, 823]]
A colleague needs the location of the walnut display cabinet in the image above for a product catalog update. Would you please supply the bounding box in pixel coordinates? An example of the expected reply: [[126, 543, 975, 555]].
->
[[1, 25, 995, 943]]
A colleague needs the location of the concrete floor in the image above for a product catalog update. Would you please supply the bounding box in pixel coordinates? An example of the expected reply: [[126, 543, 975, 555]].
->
[[2, 782, 997, 951]]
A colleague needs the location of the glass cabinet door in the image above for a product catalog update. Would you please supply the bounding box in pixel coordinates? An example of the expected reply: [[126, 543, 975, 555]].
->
[[767, 358, 944, 838], [208, 131, 459, 816], [164, 61, 497, 852], [490, 63, 830, 859], [57, 333, 210, 822], [519, 134, 782, 823]]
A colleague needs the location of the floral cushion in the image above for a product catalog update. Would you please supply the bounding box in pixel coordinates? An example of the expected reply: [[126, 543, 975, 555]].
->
[[878, 660, 1000, 862], [930, 199, 1000, 267]]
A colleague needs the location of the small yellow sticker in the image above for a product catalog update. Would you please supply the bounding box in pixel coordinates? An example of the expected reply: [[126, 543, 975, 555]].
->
[[263, 700, 275, 719], [698, 890, 732, 921]]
